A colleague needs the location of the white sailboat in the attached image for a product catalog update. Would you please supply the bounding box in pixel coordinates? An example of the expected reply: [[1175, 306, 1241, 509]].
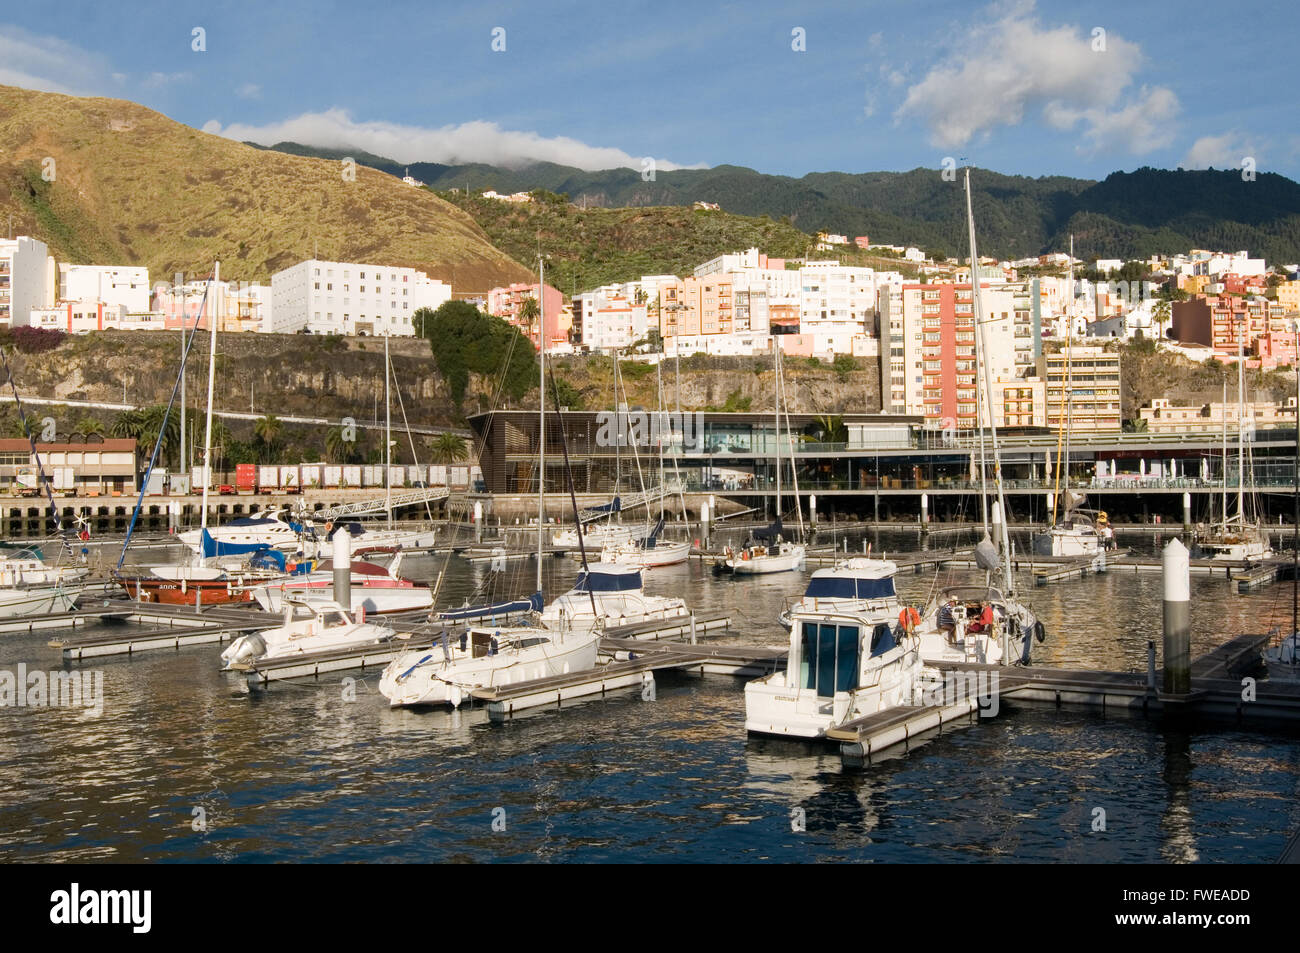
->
[[914, 168, 1043, 667], [0, 544, 88, 617], [1032, 238, 1107, 558], [1193, 353, 1272, 560], [716, 342, 806, 575], [379, 255, 603, 707]]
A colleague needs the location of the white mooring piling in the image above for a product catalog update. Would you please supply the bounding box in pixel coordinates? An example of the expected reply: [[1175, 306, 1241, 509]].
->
[[1162, 538, 1191, 695], [1182, 492, 1192, 533], [333, 527, 352, 607], [700, 501, 710, 548], [809, 494, 817, 530], [473, 500, 484, 543]]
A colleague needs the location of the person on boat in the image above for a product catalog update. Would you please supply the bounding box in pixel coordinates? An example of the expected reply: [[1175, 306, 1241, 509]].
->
[[968, 603, 995, 634]]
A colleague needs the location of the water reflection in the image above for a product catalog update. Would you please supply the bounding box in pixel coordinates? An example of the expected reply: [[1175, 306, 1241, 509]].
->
[[0, 530, 1295, 861]]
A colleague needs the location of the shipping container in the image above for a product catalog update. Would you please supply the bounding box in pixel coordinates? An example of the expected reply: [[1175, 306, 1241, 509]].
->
[[280, 466, 301, 491], [300, 464, 322, 489], [170, 473, 191, 496], [191, 466, 211, 491], [429, 465, 447, 486], [449, 466, 469, 488], [144, 469, 168, 496], [342, 465, 362, 488], [362, 465, 381, 487], [236, 464, 257, 492], [388, 466, 405, 487], [258, 466, 278, 492], [323, 466, 342, 488]]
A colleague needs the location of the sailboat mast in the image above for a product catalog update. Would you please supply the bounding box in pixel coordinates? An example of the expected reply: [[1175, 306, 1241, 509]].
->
[[964, 169, 1015, 592], [1221, 378, 1228, 528], [199, 261, 219, 544], [383, 338, 391, 526], [774, 342, 781, 521], [1237, 311, 1245, 522], [537, 257, 546, 594]]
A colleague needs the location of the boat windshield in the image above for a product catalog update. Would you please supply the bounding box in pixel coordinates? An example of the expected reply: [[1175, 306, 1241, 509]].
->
[[804, 576, 895, 600], [799, 620, 861, 698]]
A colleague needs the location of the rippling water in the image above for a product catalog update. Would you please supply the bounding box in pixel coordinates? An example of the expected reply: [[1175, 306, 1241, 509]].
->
[[1, 527, 1298, 862]]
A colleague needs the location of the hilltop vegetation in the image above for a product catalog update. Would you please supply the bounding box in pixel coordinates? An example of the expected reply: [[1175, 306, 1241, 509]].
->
[[432, 189, 813, 292], [0, 86, 533, 289], [265, 141, 1300, 265]]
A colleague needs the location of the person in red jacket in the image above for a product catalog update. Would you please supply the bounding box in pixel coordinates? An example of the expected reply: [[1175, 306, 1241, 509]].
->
[[968, 603, 995, 633]]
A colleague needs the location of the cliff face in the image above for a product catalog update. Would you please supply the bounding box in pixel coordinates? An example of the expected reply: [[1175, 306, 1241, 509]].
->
[[5, 334, 883, 443]]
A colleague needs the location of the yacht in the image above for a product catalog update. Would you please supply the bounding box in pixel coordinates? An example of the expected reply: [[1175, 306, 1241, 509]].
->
[[1191, 521, 1272, 561], [914, 585, 1043, 667], [0, 545, 89, 617], [552, 522, 633, 553], [717, 536, 806, 575], [1031, 507, 1107, 557], [379, 621, 601, 708], [250, 555, 433, 615], [178, 513, 302, 555], [600, 518, 690, 568], [778, 556, 900, 627], [744, 606, 922, 739], [221, 599, 395, 669]]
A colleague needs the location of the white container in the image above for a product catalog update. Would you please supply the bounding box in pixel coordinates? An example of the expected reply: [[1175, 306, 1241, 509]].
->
[[429, 465, 447, 485], [301, 464, 323, 488], [323, 466, 342, 488], [258, 465, 278, 489], [280, 466, 301, 489], [342, 465, 362, 487]]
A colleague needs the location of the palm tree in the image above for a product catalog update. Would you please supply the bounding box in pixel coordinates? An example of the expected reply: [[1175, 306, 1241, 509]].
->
[[325, 425, 358, 464], [137, 405, 180, 467], [519, 295, 541, 344], [429, 432, 468, 464], [803, 413, 847, 445], [73, 415, 104, 436], [110, 408, 145, 441], [253, 414, 283, 463]]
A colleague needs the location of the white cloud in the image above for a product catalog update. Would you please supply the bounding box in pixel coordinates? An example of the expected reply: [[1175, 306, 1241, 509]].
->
[[202, 109, 706, 172], [1180, 132, 1260, 170], [895, 1, 1179, 155], [0, 24, 114, 95], [235, 83, 261, 100], [140, 71, 192, 89]]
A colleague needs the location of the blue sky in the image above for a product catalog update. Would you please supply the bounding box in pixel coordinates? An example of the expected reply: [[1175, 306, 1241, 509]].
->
[[2, 0, 1296, 180]]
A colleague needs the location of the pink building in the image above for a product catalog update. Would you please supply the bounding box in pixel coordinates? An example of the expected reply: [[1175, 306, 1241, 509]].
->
[[486, 282, 564, 349]]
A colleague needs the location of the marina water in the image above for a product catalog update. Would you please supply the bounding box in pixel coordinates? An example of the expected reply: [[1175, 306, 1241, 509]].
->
[[1, 528, 1298, 862]]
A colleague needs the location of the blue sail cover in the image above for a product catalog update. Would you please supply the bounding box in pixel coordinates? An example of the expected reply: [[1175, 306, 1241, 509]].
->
[[248, 549, 287, 572], [638, 517, 665, 548], [803, 575, 896, 600], [436, 592, 543, 621], [588, 496, 621, 514], [753, 519, 784, 542], [574, 569, 643, 592], [200, 528, 280, 559]]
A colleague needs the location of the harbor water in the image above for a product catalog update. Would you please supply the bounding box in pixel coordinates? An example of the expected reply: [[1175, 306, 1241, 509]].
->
[[1, 527, 1298, 862]]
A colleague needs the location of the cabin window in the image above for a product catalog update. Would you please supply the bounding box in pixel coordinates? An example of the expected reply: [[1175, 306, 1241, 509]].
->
[[800, 621, 860, 698], [869, 623, 896, 658]]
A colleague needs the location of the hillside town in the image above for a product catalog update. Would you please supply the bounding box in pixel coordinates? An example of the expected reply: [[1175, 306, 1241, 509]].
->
[[5, 229, 1300, 438]]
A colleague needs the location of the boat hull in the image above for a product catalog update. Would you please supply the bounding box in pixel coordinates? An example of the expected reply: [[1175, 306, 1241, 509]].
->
[[118, 577, 255, 606]]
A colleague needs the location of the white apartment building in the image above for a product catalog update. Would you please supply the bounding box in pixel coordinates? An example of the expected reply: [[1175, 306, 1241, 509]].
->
[[0, 236, 51, 328], [271, 259, 452, 336], [59, 264, 150, 314], [579, 292, 649, 351], [799, 263, 878, 345]]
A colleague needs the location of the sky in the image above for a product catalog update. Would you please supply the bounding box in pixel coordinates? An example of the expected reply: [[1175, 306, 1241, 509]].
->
[[2, 0, 1296, 181]]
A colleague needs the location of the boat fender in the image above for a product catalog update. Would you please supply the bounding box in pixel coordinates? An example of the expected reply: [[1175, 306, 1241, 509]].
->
[[741, 551, 750, 561], [459, 632, 468, 652], [1034, 621, 1046, 643]]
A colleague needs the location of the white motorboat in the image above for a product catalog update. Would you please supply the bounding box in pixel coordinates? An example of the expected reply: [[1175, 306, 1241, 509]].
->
[[309, 520, 439, 558], [778, 556, 900, 627], [1191, 521, 1272, 561], [221, 599, 394, 669], [379, 622, 601, 708], [250, 556, 433, 615], [914, 585, 1043, 667], [0, 545, 89, 617], [745, 606, 922, 739]]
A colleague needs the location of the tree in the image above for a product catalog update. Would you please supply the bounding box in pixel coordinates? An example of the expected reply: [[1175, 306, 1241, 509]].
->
[[325, 425, 359, 464], [429, 432, 468, 464], [420, 301, 537, 408], [803, 414, 848, 444], [72, 415, 104, 436], [253, 414, 283, 463]]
